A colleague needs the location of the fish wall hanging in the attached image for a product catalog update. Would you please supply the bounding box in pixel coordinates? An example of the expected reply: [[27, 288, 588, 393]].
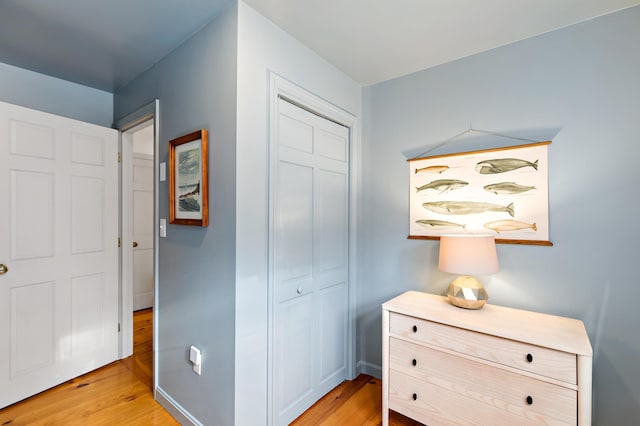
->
[[408, 141, 552, 245]]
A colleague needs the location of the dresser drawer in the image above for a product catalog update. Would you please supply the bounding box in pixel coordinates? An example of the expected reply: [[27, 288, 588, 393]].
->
[[390, 312, 577, 384], [389, 338, 577, 425]]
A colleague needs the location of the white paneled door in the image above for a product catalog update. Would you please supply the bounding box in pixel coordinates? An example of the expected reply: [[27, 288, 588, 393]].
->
[[273, 99, 350, 425], [131, 153, 154, 310], [0, 101, 119, 408]]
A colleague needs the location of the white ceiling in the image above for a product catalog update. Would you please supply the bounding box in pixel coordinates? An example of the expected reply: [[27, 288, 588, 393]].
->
[[245, 0, 640, 85], [0, 0, 638, 91]]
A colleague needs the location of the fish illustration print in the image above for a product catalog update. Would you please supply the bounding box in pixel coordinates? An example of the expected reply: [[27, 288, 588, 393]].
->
[[415, 165, 449, 174], [475, 158, 538, 174], [484, 219, 537, 233], [422, 201, 515, 217], [416, 179, 468, 193], [415, 220, 467, 230], [483, 182, 536, 195]]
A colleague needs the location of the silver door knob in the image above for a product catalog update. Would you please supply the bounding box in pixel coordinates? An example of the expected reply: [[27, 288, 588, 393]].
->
[[296, 287, 303, 294], [0, 264, 8, 275], [133, 241, 138, 248]]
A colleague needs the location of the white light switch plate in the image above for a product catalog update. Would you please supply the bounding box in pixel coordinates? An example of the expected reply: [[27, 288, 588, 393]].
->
[[160, 218, 167, 238], [160, 162, 166, 181]]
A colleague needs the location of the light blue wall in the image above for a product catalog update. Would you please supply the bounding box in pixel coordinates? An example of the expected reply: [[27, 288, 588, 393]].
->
[[360, 6, 640, 424], [0, 62, 112, 126], [114, 4, 237, 425]]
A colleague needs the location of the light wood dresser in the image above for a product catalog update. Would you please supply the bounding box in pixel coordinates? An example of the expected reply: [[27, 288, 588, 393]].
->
[[382, 291, 592, 425]]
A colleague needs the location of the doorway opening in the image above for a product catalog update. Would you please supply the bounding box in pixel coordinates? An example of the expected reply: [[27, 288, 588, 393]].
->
[[116, 100, 159, 394], [121, 120, 155, 388]]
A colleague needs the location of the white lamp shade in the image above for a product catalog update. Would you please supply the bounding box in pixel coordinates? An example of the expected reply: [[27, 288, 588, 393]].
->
[[438, 235, 499, 275]]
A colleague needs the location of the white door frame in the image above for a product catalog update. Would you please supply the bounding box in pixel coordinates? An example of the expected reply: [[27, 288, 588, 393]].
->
[[267, 73, 359, 424], [115, 100, 160, 391]]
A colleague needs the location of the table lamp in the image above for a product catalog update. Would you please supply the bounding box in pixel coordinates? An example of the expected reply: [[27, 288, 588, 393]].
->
[[438, 234, 499, 309]]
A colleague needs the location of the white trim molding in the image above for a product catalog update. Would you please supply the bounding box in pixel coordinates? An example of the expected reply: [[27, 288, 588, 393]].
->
[[156, 386, 203, 426]]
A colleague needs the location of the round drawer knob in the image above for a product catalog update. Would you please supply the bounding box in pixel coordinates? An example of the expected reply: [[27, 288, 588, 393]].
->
[[412, 358, 417, 366], [297, 287, 303, 294], [526, 353, 533, 363], [412, 325, 418, 333], [526, 395, 533, 405], [412, 393, 417, 401]]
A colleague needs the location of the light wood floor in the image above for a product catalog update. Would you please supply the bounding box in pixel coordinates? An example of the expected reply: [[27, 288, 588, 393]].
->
[[0, 308, 177, 426], [121, 308, 154, 391], [0, 309, 420, 425], [291, 374, 423, 426]]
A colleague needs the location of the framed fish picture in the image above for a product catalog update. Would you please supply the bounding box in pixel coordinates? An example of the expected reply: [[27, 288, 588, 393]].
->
[[169, 129, 209, 226], [408, 141, 552, 245]]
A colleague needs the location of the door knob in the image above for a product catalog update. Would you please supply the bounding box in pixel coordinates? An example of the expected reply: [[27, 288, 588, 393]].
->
[[133, 242, 138, 248], [0, 264, 8, 275]]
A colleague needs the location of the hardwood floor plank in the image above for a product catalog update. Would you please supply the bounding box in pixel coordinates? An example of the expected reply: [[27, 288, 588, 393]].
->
[[122, 308, 154, 390], [292, 375, 424, 426], [317, 377, 380, 426], [291, 374, 372, 425], [0, 309, 176, 426], [2, 308, 421, 425], [0, 362, 176, 426]]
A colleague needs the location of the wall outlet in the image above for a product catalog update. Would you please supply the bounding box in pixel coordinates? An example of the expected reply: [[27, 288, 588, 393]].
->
[[189, 345, 202, 375]]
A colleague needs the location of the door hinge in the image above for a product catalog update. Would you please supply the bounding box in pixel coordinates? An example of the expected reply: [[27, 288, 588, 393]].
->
[[118, 237, 121, 248], [118, 152, 121, 163], [118, 323, 121, 332]]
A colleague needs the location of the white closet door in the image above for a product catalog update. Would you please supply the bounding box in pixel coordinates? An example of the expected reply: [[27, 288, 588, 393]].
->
[[0, 101, 119, 408], [273, 99, 349, 425]]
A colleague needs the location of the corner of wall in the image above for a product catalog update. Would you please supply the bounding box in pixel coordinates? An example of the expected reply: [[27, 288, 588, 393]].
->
[[356, 360, 382, 379]]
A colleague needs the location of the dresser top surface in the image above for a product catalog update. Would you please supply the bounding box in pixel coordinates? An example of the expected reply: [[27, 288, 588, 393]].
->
[[383, 291, 592, 356]]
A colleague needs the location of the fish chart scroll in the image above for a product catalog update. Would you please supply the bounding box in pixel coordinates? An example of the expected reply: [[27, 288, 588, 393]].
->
[[408, 142, 551, 245]]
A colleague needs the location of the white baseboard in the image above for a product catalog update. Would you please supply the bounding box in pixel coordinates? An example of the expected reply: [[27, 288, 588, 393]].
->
[[155, 386, 203, 426], [356, 360, 382, 379]]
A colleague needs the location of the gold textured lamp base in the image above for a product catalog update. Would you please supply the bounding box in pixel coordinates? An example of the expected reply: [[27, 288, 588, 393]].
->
[[447, 275, 489, 310]]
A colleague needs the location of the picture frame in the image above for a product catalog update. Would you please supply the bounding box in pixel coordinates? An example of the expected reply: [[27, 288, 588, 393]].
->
[[168, 129, 209, 227], [408, 141, 552, 245]]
